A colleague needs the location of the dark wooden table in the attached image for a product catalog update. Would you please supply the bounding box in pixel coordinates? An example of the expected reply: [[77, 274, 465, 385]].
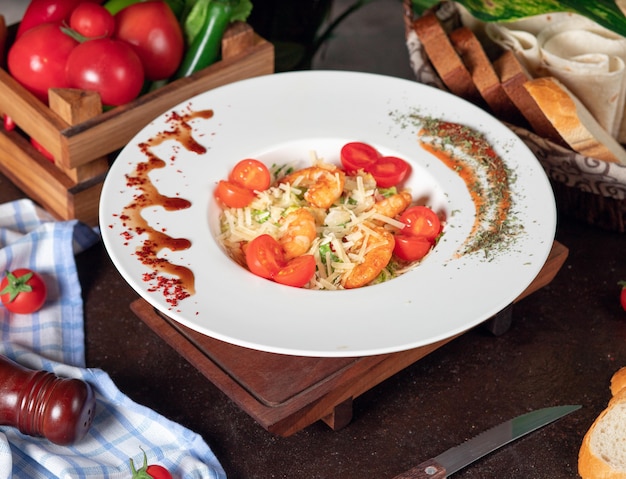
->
[[2, 169, 624, 478]]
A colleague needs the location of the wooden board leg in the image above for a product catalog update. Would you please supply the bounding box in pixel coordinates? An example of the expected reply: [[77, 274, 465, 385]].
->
[[322, 397, 354, 431]]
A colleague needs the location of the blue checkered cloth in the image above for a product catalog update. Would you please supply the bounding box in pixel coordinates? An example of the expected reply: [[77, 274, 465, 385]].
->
[[0, 200, 226, 479]]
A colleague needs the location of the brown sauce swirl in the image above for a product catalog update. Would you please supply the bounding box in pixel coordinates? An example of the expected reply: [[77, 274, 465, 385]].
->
[[112, 108, 214, 307]]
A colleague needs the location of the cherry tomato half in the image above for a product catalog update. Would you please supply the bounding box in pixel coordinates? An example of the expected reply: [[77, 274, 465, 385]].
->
[[393, 235, 433, 262], [229, 159, 271, 192], [399, 206, 441, 241], [368, 156, 411, 188], [275, 255, 316, 288], [245, 235, 285, 279], [0, 268, 47, 314], [340, 141, 380, 173], [214, 180, 256, 208]]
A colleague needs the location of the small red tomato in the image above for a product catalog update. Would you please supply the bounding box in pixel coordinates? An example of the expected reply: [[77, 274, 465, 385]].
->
[[620, 281, 626, 312], [368, 156, 411, 188], [0, 269, 47, 314], [65, 38, 144, 106], [70, 3, 116, 38], [3, 115, 15, 132], [393, 234, 433, 262], [340, 141, 380, 174], [245, 234, 285, 279], [130, 451, 172, 479], [274, 255, 316, 288], [145, 464, 173, 479], [229, 159, 271, 192], [214, 180, 257, 208], [399, 206, 442, 241], [30, 137, 55, 162]]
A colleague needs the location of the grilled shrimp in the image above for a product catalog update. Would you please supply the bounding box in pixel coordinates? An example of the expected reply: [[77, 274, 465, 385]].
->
[[280, 165, 346, 209], [279, 208, 317, 260], [343, 223, 395, 289], [373, 190, 412, 219]]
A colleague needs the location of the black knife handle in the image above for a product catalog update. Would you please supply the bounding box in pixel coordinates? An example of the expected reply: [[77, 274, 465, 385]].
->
[[391, 458, 447, 479]]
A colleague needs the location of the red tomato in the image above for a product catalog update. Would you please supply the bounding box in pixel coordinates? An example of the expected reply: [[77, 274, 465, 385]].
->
[[214, 180, 256, 208], [30, 138, 55, 162], [340, 141, 380, 173], [16, 0, 102, 38], [229, 159, 271, 192], [0, 269, 47, 314], [245, 235, 285, 279], [114, 1, 184, 80], [620, 281, 626, 312], [3, 115, 15, 132], [7, 23, 78, 103], [145, 464, 173, 479], [368, 156, 411, 188], [129, 451, 172, 479], [65, 38, 144, 106], [393, 235, 433, 262], [275, 255, 316, 288], [70, 3, 116, 38], [399, 206, 441, 241]]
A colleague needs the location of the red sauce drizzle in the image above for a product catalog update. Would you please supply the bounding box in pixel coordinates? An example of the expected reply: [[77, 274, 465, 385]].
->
[[115, 108, 214, 306]]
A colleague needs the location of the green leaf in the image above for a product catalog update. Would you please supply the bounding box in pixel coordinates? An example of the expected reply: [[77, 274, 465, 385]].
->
[[411, 0, 626, 37]]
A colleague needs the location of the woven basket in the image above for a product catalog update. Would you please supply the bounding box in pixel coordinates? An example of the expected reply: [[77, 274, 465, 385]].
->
[[402, 0, 626, 232]]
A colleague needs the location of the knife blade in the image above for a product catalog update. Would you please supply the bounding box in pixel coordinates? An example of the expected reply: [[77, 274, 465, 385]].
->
[[392, 404, 581, 479]]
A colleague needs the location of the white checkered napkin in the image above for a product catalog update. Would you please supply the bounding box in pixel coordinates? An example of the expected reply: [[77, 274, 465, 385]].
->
[[0, 200, 226, 479]]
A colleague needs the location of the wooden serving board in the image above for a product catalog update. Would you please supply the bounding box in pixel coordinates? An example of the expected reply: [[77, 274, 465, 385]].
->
[[131, 241, 568, 437]]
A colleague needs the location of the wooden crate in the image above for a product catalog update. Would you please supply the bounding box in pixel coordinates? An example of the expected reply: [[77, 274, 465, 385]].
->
[[0, 20, 274, 225]]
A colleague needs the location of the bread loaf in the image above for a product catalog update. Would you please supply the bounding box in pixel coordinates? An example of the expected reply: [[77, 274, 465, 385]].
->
[[523, 77, 626, 164], [413, 13, 482, 105], [448, 27, 521, 123], [579, 367, 626, 479], [493, 51, 568, 148]]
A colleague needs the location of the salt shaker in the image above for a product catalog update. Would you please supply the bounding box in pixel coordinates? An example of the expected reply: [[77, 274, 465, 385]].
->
[[0, 355, 96, 445]]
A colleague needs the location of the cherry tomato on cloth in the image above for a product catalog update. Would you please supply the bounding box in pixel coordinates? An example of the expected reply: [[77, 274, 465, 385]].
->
[[145, 465, 173, 479], [16, 0, 102, 39], [229, 159, 271, 192], [70, 3, 116, 38], [0, 269, 47, 314], [129, 451, 172, 479], [399, 206, 441, 241], [245, 235, 285, 279], [8, 23, 78, 103], [114, 1, 184, 80], [368, 156, 411, 188], [393, 234, 433, 262], [214, 180, 256, 208], [620, 281, 626, 312], [340, 141, 380, 174], [65, 38, 144, 106], [275, 255, 316, 288]]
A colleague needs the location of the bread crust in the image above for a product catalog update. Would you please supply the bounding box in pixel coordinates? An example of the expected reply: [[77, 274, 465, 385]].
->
[[524, 77, 626, 164], [579, 367, 626, 479], [413, 13, 482, 105]]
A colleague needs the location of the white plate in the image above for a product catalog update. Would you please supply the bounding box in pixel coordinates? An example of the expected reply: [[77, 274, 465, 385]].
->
[[100, 71, 556, 357]]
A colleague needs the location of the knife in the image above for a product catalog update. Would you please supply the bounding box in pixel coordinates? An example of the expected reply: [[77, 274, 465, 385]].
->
[[392, 404, 581, 478]]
